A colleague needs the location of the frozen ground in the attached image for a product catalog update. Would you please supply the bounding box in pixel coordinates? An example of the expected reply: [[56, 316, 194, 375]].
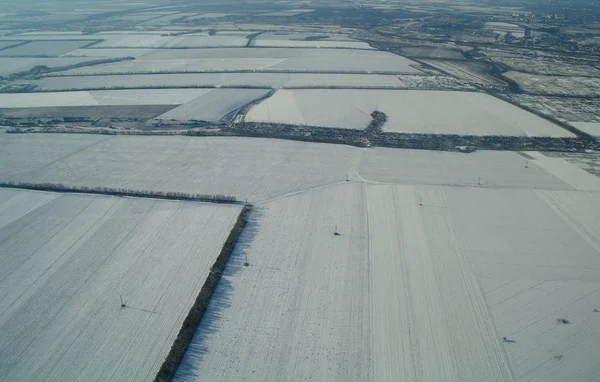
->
[[0, 188, 241, 381], [1, 131, 599, 381], [175, 181, 600, 382], [155, 88, 271, 122], [175, 183, 371, 381], [0, 40, 97, 56], [0, 134, 362, 203], [357, 148, 573, 190], [55, 48, 423, 75], [244, 89, 573, 137], [0, 89, 215, 108], [251, 32, 372, 49], [571, 122, 600, 137], [92, 34, 248, 48], [27, 73, 405, 90], [0, 57, 107, 77]]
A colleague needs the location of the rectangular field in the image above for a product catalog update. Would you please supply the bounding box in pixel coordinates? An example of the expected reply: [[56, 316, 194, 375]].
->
[[0, 188, 242, 381], [0, 89, 214, 108], [174, 182, 600, 382], [27, 73, 405, 90], [55, 48, 423, 75], [174, 183, 372, 381], [251, 32, 372, 49], [92, 34, 248, 48], [0, 40, 97, 56], [243, 89, 573, 137], [0, 57, 105, 77], [0, 133, 363, 203]]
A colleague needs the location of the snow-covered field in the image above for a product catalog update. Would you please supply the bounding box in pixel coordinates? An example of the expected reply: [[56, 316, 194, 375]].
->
[[2, 130, 600, 380], [92, 34, 248, 48], [155, 88, 271, 122], [0, 89, 214, 108], [251, 32, 373, 49], [28, 73, 405, 90], [243, 89, 573, 137], [0, 89, 269, 118], [358, 148, 574, 190], [0, 188, 241, 381], [571, 122, 600, 137], [0, 40, 97, 56], [55, 48, 422, 75], [175, 182, 600, 381], [0, 134, 362, 203]]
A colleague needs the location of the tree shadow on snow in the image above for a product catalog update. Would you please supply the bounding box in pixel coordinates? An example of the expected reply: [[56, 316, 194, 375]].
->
[[173, 209, 263, 381]]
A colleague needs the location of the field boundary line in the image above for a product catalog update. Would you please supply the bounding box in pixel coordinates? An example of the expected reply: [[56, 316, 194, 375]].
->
[[0, 182, 241, 205]]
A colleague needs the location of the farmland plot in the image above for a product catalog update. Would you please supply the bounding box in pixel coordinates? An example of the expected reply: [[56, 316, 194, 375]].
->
[[571, 122, 600, 137], [155, 88, 271, 123], [357, 148, 573, 190], [0, 57, 107, 77], [174, 182, 372, 381], [0, 40, 97, 56], [0, 132, 108, 178], [28, 73, 405, 90], [0, 189, 242, 381], [444, 187, 600, 381], [0, 134, 363, 203], [56, 48, 423, 75], [251, 32, 372, 49], [0, 105, 177, 120], [0, 89, 213, 108], [243, 89, 573, 137], [0, 40, 25, 50], [175, 182, 514, 381], [92, 34, 248, 48]]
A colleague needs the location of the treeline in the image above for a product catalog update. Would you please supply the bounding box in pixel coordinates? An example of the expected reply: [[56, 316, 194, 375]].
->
[[0, 182, 239, 204]]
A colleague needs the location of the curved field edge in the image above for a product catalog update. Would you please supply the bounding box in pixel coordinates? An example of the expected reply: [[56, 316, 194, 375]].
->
[[154, 204, 253, 382]]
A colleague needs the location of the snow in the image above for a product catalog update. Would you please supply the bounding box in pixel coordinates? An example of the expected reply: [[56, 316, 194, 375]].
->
[[174, 183, 372, 381], [155, 88, 271, 122], [29, 73, 405, 90], [525, 151, 600, 191], [56, 48, 422, 75], [0, 89, 217, 108], [175, 180, 600, 381], [0, 134, 362, 203], [244, 89, 574, 137], [2, 129, 600, 381], [174, 182, 514, 381], [0, 57, 105, 76], [0, 189, 242, 381], [446, 187, 600, 381], [0, 92, 100, 108], [358, 148, 573, 190], [92, 34, 248, 48], [252, 32, 373, 49], [0, 40, 96, 56], [571, 122, 600, 137]]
